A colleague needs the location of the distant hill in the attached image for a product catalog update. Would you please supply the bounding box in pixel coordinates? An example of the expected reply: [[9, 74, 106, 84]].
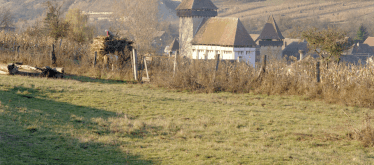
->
[[2, 0, 179, 22], [4, 0, 374, 37]]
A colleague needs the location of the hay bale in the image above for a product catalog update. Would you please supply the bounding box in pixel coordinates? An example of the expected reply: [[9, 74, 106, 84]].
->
[[91, 36, 134, 62]]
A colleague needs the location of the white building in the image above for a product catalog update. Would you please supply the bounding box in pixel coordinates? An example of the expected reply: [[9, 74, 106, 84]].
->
[[176, 0, 257, 67]]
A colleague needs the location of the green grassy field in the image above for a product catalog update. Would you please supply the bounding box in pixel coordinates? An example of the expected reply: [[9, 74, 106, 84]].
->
[[0, 75, 373, 164]]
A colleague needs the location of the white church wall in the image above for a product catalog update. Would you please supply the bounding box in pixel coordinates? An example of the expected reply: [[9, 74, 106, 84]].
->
[[192, 45, 256, 67], [233, 47, 256, 67]]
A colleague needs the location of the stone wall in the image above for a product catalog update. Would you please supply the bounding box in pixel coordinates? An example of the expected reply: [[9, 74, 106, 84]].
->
[[259, 46, 282, 61], [179, 17, 204, 58]]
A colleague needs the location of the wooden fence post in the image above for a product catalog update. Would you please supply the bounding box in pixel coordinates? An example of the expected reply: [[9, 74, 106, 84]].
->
[[143, 57, 150, 82], [93, 51, 97, 67], [132, 48, 138, 81], [255, 55, 267, 82], [213, 54, 220, 82], [261, 55, 266, 73], [16, 46, 20, 59], [316, 61, 320, 83], [215, 54, 220, 71], [51, 44, 56, 66]]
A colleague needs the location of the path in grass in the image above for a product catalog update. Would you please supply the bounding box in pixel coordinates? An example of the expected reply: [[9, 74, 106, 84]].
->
[[0, 75, 373, 164]]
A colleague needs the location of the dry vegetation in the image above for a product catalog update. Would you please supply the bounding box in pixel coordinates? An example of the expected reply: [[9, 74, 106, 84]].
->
[[1, 30, 374, 110]]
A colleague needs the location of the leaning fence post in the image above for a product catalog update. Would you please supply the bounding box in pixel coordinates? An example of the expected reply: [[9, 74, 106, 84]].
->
[[215, 54, 220, 71], [213, 54, 220, 82], [51, 44, 56, 66], [132, 48, 138, 81], [316, 61, 320, 83], [93, 51, 97, 67]]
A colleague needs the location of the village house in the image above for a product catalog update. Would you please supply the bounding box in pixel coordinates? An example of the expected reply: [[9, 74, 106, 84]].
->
[[164, 38, 179, 56], [0, 26, 15, 32], [176, 0, 257, 67]]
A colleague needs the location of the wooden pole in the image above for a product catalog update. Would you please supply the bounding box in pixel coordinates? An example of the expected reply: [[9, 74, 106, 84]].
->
[[51, 44, 56, 66], [316, 61, 320, 83], [215, 54, 220, 71], [262, 55, 267, 73], [144, 58, 149, 81], [255, 55, 267, 82], [213, 54, 220, 82], [132, 48, 138, 81], [93, 51, 97, 67]]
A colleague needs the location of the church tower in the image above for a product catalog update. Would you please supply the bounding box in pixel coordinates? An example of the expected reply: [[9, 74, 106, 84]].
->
[[257, 15, 284, 60], [176, 0, 218, 58]]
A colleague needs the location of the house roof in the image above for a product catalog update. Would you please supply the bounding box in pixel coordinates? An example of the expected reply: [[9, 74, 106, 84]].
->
[[364, 37, 374, 47], [282, 41, 308, 59], [0, 27, 15, 32], [343, 43, 374, 55], [191, 17, 256, 47], [169, 38, 179, 51], [257, 15, 284, 40], [176, 0, 218, 10]]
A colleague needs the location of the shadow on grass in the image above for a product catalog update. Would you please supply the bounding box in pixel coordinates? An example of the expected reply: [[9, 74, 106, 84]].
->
[[0, 86, 154, 164], [63, 74, 137, 85]]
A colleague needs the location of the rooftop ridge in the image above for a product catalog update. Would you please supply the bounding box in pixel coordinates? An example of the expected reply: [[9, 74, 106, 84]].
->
[[176, 0, 218, 10]]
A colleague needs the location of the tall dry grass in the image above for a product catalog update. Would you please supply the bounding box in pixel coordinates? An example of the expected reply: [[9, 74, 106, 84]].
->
[[148, 55, 374, 109], [0, 31, 134, 80], [0, 31, 374, 109]]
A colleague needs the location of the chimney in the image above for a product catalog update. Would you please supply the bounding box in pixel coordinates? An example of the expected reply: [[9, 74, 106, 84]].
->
[[298, 50, 305, 61]]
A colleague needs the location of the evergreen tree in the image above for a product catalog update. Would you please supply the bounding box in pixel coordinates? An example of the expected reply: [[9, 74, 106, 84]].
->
[[43, 1, 69, 41], [355, 25, 369, 43]]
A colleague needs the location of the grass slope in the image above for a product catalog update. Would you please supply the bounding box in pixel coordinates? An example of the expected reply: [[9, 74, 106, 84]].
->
[[0, 75, 373, 164]]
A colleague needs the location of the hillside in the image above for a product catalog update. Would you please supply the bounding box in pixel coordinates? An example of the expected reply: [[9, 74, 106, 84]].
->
[[4, 0, 374, 37], [2, 0, 180, 22]]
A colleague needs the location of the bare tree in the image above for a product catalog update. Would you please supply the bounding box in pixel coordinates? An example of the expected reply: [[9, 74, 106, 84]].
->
[[113, 0, 162, 54], [0, 7, 14, 27], [65, 8, 94, 43]]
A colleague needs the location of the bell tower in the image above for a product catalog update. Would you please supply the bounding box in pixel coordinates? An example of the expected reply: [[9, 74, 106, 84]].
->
[[176, 0, 218, 58]]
